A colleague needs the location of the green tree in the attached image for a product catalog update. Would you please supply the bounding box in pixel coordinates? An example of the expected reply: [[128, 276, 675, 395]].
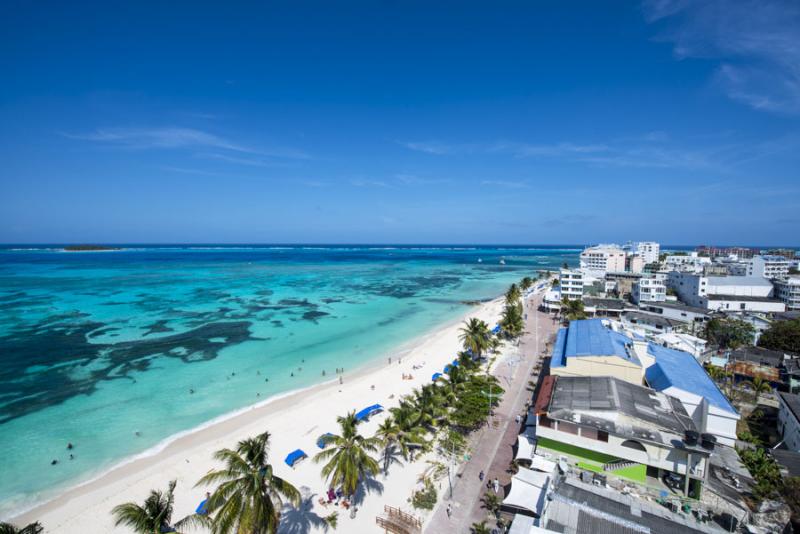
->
[[195, 431, 300, 534], [505, 283, 521, 306], [471, 520, 491, 534], [450, 374, 504, 430], [520, 276, 533, 291], [750, 377, 772, 404], [560, 298, 587, 321], [704, 317, 755, 349], [0, 522, 44, 534], [499, 302, 524, 338], [758, 318, 800, 354], [314, 412, 381, 498], [459, 318, 491, 357], [112, 480, 196, 534]]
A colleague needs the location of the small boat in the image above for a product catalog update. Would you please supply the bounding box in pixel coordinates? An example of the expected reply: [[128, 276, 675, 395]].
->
[[477, 258, 482, 263], [499, 259, 506, 265]]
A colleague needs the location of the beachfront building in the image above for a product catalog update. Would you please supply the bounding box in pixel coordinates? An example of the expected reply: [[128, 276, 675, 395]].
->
[[778, 392, 800, 451], [531, 477, 722, 534], [638, 301, 710, 327], [632, 277, 666, 304], [635, 241, 660, 265], [664, 252, 711, 274], [645, 344, 739, 447], [534, 375, 712, 496], [667, 272, 784, 313], [622, 310, 678, 334], [541, 287, 562, 313], [558, 268, 583, 301], [549, 319, 645, 385], [696, 246, 758, 260], [775, 276, 800, 311], [580, 244, 626, 275], [748, 255, 793, 279]]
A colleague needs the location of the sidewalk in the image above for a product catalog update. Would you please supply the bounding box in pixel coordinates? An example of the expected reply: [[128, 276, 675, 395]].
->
[[424, 291, 555, 533]]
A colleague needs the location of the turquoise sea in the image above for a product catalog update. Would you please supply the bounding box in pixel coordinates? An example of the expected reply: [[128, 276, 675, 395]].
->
[[0, 245, 578, 517]]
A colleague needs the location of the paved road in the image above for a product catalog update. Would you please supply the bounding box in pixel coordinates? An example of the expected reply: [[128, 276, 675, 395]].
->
[[424, 290, 557, 533]]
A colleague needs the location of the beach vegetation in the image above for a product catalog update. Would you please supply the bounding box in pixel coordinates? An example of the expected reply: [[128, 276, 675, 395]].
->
[[459, 318, 492, 358], [323, 512, 338, 530], [520, 276, 533, 291], [504, 284, 521, 306], [314, 411, 381, 499], [0, 522, 44, 534], [499, 301, 524, 338], [560, 298, 587, 321], [480, 491, 501, 516], [471, 520, 491, 534], [410, 480, 437, 510], [112, 479, 196, 534], [194, 431, 300, 534], [449, 374, 503, 431]]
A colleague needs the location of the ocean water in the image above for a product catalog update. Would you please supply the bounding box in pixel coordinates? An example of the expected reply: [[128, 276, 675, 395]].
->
[[0, 245, 578, 517]]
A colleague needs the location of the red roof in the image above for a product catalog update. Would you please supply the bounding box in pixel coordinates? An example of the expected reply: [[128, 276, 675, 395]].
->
[[534, 375, 557, 415]]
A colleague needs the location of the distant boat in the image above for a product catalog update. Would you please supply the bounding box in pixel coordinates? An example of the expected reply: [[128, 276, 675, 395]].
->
[[499, 259, 506, 265], [477, 258, 482, 263]]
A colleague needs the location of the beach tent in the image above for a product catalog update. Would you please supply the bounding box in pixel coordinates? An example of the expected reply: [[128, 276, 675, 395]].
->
[[284, 449, 307, 467], [443, 364, 452, 373], [431, 372, 443, 381], [195, 498, 209, 515], [316, 433, 334, 449], [530, 455, 556, 474], [492, 325, 502, 335], [451, 359, 459, 366], [355, 404, 383, 421], [515, 434, 535, 462], [502, 468, 550, 516]]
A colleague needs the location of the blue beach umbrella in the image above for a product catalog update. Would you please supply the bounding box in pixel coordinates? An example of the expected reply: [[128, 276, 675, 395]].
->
[[431, 372, 443, 381], [284, 449, 307, 467]]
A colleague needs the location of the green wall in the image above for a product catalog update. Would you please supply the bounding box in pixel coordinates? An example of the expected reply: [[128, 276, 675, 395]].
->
[[537, 437, 646, 483]]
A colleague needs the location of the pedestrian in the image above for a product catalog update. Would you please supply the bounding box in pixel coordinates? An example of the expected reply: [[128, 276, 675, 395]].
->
[[515, 414, 521, 424], [479, 470, 485, 482], [493, 478, 500, 494], [446, 503, 452, 519]]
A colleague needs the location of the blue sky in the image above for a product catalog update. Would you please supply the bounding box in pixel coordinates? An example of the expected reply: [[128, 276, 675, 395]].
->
[[1, 1, 798, 245]]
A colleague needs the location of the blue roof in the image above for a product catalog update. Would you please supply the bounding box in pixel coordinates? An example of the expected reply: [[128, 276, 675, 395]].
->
[[284, 449, 307, 466], [561, 319, 640, 366], [355, 404, 383, 421], [645, 343, 737, 414], [550, 328, 568, 368]]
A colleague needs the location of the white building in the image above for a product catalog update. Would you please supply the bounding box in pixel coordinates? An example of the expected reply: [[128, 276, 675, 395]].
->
[[774, 276, 800, 311], [558, 269, 584, 301], [580, 245, 626, 274], [653, 332, 707, 358], [664, 252, 711, 274], [778, 392, 800, 451], [667, 273, 784, 313], [749, 255, 793, 279], [626, 254, 644, 274], [635, 241, 660, 264], [632, 277, 666, 304]]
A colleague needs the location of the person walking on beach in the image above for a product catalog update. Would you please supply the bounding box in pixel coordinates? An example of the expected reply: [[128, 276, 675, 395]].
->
[[479, 470, 485, 482], [493, 478, 500, 494], [446, 503, 452, 519]]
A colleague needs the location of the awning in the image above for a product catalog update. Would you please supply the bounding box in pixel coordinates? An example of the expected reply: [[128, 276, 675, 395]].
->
[[355, 404, 383, 421], [515, 435, 535, 462], [431, 372, 443, 381], [316, 433, 334, 449], [530, 455, 556, 474], [508, 515, 561, 534], [502, 468, 550, 516], [284, 449, 307, 467]]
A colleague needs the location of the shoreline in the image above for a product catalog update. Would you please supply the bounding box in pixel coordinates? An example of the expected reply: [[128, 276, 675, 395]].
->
[[11, 295, 508, 531]]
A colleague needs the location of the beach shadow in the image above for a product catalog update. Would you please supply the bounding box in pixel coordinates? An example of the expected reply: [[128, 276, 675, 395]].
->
[[381, 445, 406, 476], [278, 493, 329, 534], [352, 474, 385, 507]]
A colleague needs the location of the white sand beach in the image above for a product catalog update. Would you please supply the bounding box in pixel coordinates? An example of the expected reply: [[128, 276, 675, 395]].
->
[[13, 297, 510, 533]]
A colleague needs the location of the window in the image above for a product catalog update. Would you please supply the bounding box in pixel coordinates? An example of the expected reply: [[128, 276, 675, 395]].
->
[[559, 421, 579, 435]]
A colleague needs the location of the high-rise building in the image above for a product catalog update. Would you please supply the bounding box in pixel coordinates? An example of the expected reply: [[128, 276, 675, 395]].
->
[[580, 245, 626, 273]]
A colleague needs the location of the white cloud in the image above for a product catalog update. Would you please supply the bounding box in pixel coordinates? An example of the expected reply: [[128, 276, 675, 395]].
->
[[642, 0, 800, 114]]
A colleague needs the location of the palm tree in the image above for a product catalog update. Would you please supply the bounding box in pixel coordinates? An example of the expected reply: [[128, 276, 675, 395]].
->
[[505, 283, 521, 306], [195, 431, 300, 534], [499, 302, 524, 338], [520, 276, 533, 291], [112, 480, 194, 534], [314, 411, 381, 498], [389, 401, 427, 458], [471, 521, 491, 534], [459, 318, 491, 358], [411, 384, 449, 429], [0, 522, 43, 534], [751, 377, 772, 404], [375, 416, 399, 473]]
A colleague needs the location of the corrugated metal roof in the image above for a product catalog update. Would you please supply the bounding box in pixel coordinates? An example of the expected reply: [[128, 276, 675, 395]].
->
[[562, 319, 640, 366]]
